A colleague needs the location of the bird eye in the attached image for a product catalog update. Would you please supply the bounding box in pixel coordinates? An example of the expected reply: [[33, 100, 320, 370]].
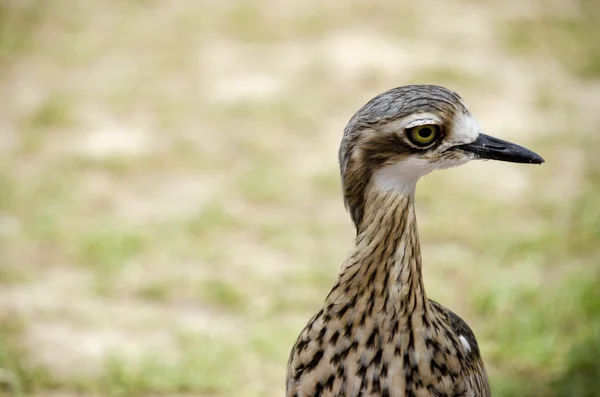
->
[[407, 125, 440, 147]]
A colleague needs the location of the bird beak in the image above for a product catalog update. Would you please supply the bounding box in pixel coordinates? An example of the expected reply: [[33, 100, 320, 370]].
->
[[456, 134, 544, 164]]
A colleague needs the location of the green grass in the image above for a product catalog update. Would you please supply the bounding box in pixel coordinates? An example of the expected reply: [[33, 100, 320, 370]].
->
[[75, 228, 146, 273], [0, 317, 56, 396], [199, 278, 248, 311], [68, 333, 241, 397], [409, 66, 494, 90], [0, 0, 599, 396], [500, 0, 600, 79], [135, 280, 173, 302], [484, 268, 600, 397], [0, 1, 48, 66], [473, 130, 600, 396]]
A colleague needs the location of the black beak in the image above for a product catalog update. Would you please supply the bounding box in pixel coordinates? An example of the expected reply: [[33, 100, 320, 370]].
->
[[457, 134, 544, 164]]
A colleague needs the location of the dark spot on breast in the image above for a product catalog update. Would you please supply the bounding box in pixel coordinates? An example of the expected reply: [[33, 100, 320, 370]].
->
[[371, 372, 381, 393], [372, 349, 382, 366], [314, 381, 323, 397], [432, 361, 449, 377], [305, 349, 324, 372], [357, 363, 367, 378], [359, 311, 368, 326], [394, 345, 402, 357], [295, 338, 308, 352], [337, 302, 352, 318], [381, 362, 388, 377], [343, 322, 353, 338], [324, 374, 335, 391], [293, 364, 305, 381], [336, 364, 346, 378], [366, 327, 380, 348], [329, 329, 340, 344], [330, 352, 341, 365], [317, 327, 326, 340]]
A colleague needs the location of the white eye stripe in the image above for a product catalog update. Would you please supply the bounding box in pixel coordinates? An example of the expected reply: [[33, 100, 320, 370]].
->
[[380, 112, 442, 134], [405, 119, 440, 129]]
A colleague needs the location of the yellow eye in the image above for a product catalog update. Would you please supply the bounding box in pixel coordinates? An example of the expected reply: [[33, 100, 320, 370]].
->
[[407, 125, 440, 147]]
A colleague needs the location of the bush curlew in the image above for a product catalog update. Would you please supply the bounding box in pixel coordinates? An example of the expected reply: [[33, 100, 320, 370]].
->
[[286, 85, 544, 397]]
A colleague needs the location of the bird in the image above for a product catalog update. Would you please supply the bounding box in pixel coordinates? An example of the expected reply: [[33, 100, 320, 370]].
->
[[286, 85, 544, 397]]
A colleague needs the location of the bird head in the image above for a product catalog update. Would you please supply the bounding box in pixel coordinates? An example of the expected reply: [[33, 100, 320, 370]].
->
[[339, 85, 544, 229]]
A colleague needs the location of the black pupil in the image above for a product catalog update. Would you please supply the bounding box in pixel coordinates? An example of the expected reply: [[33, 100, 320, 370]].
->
[[418, 127, 432, 138]]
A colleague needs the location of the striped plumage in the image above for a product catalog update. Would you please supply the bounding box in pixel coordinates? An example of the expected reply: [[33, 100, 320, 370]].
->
[[286, 85, 543, 397]]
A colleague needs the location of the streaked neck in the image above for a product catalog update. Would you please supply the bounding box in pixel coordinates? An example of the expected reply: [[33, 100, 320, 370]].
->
[[327, 189, 428, 316]]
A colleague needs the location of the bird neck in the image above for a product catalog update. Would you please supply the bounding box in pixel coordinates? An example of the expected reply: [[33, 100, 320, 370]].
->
[[327, 189, 429, 317]]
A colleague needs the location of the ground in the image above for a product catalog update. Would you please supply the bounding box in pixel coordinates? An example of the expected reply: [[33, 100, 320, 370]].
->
[[0, 0, 599, 396]]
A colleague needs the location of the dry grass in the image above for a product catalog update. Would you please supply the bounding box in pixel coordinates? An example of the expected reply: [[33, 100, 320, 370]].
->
[[0, 0, 599, 396]]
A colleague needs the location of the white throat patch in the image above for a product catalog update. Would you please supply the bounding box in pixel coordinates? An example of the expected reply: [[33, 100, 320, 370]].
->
[[373, 158, 437, 195]]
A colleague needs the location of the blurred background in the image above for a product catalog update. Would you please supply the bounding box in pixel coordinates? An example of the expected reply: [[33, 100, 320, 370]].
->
[[1, 0, 599, 396]]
